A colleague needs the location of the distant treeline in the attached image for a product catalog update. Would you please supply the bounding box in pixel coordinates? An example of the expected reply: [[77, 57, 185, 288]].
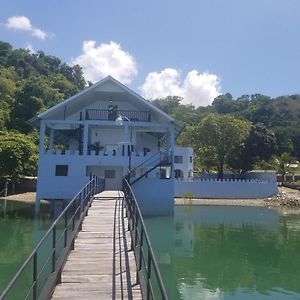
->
[[152, 93, 300, 161]]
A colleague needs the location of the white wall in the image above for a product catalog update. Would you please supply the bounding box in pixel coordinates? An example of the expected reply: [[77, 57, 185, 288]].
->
[[136, 132, 158, 153], [132, 178, 174, 215], [36, 154, 128, 200], [175, 179, 278, 199], [90, 127, 126, 146]]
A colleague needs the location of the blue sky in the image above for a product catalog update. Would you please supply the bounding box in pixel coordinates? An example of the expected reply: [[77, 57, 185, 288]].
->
[[1, 0, 300, 107]]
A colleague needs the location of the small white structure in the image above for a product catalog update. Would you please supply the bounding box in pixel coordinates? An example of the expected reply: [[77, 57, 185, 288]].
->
[[32, 76, 182, 215], [175, 169, 278, 199], [174, 147, 193, 181]]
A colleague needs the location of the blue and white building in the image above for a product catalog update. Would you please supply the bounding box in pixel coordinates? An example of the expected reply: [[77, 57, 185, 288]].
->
[[32, 76, 183, 215]]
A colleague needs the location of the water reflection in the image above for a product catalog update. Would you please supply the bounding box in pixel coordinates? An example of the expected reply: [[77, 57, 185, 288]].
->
[[145, 206, 300, 300], [0, 199, 63, 293]]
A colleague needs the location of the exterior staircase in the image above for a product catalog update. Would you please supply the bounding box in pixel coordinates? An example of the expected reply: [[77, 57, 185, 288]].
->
[[128, 152, 172, 184]]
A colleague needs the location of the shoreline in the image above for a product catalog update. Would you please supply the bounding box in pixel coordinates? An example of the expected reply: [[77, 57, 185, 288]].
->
[[175, 198, 266, 207], [0, 192, 36, 203], [1, 187, 300, 210]]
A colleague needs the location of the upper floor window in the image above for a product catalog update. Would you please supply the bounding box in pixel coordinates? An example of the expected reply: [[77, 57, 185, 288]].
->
[[174, 155, 183, 164], [190, 156, 193, 163], [55, 165, 68, 176]]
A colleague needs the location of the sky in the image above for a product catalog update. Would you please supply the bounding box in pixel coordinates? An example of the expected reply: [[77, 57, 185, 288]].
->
[[1, 0, 300, 107]]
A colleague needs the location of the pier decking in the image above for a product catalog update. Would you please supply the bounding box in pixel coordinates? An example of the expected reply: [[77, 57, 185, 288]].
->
[[51, 191, 142, 300]]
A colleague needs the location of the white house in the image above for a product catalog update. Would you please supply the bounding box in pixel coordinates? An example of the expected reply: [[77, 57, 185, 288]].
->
[[32, 76, 182, 215], [174, 147, 193, 180]]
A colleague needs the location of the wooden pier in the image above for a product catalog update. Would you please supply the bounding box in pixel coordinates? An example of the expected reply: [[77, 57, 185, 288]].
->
[[51, 191, 142, 300]]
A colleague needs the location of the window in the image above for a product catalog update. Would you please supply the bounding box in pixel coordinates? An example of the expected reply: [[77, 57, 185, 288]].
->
[[174, 155, 183, 164], [189, 156, 193, 163], [55, 165, 68, 176], [105, 170, 116, 179]]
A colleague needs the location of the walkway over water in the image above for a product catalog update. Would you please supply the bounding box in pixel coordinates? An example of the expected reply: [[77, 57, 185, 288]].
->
[[51, 191, 142, 300]]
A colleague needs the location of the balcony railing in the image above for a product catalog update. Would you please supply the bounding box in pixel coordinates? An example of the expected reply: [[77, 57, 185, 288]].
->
[[86, 109, 151, 122]]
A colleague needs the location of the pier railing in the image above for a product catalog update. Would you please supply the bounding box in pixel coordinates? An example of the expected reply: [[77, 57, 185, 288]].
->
[[0, 176, 104, 300], [122, 179, 169, 300]]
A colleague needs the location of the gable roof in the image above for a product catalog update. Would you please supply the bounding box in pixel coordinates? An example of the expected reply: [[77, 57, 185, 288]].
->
[[28, 76, 184, 138], [37, 76, 175, 123]]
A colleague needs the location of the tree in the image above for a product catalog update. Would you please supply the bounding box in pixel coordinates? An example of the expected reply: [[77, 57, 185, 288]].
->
[[0, 41, 13, 65], [0, 131, 38, 193], [276, 152, 293, 182], [212, 93, 236, 114], [228, 124, 278, 172], [10, 76, 64, 132], [152, 96, 182, 114], [195, 114, 251, 178], [0, 66, 18, 129]]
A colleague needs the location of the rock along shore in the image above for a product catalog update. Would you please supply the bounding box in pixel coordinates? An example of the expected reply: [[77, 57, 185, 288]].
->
[[175, 186, 300, 208]]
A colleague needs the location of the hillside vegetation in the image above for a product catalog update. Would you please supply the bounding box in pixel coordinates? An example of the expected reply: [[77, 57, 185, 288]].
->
[[0, 40, 86, 189]]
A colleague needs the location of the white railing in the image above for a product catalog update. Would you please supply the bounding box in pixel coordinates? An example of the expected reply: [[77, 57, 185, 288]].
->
[[190, 178, 276, 183], [43, 149, 156, 158]]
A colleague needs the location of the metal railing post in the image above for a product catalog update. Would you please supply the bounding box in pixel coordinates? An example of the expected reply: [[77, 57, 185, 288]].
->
[[72, 200, 76, 231], [146, 248, 152, 300], [64, 210, 68, 248], [134, 210, 138, 247], [52, 226, 56, 273], [33, 253, 37, 300]]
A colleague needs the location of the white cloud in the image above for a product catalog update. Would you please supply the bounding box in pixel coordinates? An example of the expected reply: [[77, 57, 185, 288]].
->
[[140, 68, 221, 107], [5, 16, 32, 31], [32, 28, 47, 40], [183, 70, 221, 106], [139, 68, 184, 99], [5, 16, 48, 40], [71, 41, 137, 84]]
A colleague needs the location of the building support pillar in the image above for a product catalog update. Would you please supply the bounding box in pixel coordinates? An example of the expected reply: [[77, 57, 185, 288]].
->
[[168, 124, 175, 178], [49, 128, 54, 151], [39, 120, 46, 155], [35, 198, 41, 216], [83, 123, 89, 155]]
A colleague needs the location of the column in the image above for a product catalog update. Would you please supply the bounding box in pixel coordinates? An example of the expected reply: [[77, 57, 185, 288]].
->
[[168, 124, 175, 178], [39, 120, 46, 155], [49, 128, 54, 151], [83, 123, 89, 155], [124, 123, 129, 143]]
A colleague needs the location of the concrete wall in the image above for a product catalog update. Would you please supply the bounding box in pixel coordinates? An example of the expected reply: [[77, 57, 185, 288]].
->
[[131, 178, 174, 216], [36, 154, 127, 200], [175, 179, 278, 199]]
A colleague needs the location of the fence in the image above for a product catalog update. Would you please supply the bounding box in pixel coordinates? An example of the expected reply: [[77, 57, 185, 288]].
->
[[122, 179, 168, 300], [0, 176, 104, 300]]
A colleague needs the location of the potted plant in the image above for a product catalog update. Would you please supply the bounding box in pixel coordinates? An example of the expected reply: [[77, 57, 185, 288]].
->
[[90, 142, 104, 155]]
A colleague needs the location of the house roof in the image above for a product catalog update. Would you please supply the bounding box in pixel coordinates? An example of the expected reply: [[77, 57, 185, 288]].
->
[[29, 76, 184, 137]]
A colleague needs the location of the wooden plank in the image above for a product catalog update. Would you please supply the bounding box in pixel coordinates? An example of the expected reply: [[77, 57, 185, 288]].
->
[[51, 192, 142, 299]]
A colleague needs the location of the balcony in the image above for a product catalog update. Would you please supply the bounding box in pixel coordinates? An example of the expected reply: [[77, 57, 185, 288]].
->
[[86, 109, 151, 122]]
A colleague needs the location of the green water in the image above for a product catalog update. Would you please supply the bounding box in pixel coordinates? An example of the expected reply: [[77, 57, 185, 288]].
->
[[145, 206, 300, 300], [0, 200, 54, 294]]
